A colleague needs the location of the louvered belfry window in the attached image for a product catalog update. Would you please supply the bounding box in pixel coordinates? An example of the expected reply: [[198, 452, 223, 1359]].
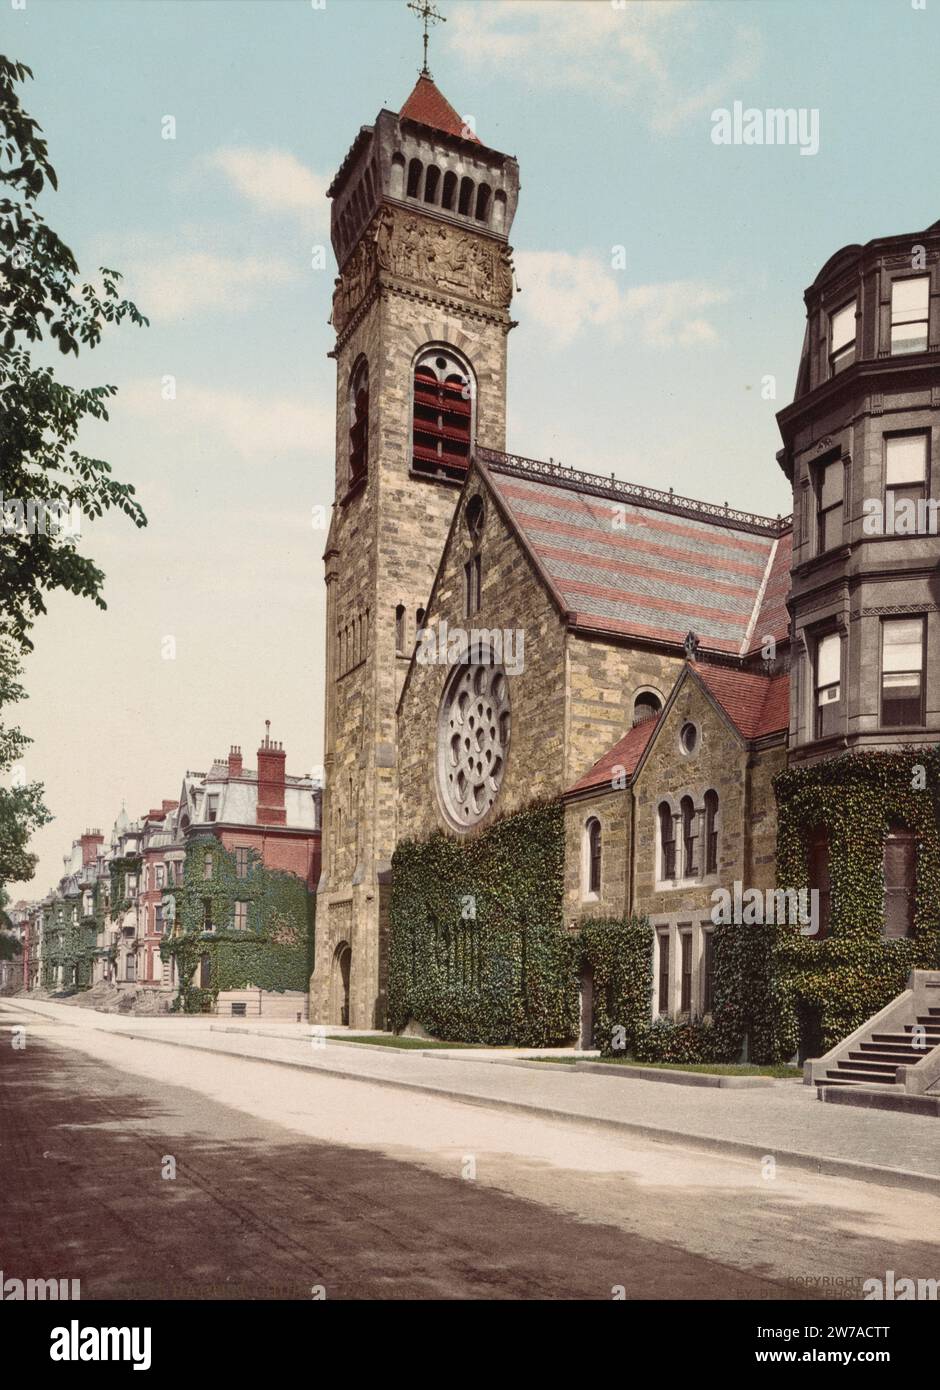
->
[[412, 348, 473, 478]]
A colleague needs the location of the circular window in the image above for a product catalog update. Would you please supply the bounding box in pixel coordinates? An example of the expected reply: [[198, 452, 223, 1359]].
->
[[680, 721, 699, 754], [437, 659, 511, 830]]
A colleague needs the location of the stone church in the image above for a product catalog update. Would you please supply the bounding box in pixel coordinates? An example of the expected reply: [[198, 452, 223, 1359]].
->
[[311, 67, 940, 1047]]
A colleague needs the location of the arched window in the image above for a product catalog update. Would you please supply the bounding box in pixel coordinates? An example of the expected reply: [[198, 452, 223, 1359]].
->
[[632, 690, 662, 726], [659, 802, 676, 880], [884, 823, 916, 938], [412, 346, 474, 478], [808, 828, 831, 939], [395, 604, 406, 656], [681, 795, 698, 878], [584, 818, 602, 896], [441, 170, 457, 211], [463, 494, 485, 617], [492, 189, 507, 233], [406, 158, 422, 198], [348, 357, 369, 483], [416, 606, 425, 632], [389, 153, 406, 199], [704, 790, 719, 875], [424, 165, 441, 204], [475, 183, 492, 223], [458, 176, 474, 216]]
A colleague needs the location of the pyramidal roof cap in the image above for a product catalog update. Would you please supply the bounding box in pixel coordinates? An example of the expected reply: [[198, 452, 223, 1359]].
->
[[400, 74, 480, 143]]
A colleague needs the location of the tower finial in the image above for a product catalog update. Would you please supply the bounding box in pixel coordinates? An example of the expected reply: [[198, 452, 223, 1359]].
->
[[407, 0, 446, 78]]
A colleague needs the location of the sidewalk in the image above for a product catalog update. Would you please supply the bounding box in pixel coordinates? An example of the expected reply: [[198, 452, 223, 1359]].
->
[[5, 997, 939, 1194]]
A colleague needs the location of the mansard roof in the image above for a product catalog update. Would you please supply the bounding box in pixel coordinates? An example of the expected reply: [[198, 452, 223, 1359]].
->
[[400, 74, 480, 144], [479, 450, 791, 658]]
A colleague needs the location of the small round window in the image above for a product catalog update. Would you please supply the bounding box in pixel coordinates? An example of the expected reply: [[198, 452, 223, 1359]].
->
[[680, 722, 699, 754]]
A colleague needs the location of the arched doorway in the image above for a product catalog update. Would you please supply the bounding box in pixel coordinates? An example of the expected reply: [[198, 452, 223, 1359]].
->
[[578, 959, 595, 1051], [331, 943, 351, 1026]]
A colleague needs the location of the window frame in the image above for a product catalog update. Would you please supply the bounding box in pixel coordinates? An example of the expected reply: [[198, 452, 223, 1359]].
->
[[828, 298, 857, 376], [813, 631, 842, 740], [890, 274, 930, 357], [879, 614, 926, 729], [884, 431, 929, 531], [815, 453, 844, 555]]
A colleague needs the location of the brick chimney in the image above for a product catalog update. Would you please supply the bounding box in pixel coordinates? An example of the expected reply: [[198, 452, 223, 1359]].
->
[[256, 722, 286, 825], [162, 799, 178, 815], [80, 829, 104, 866], [228, 745, 243, 777]]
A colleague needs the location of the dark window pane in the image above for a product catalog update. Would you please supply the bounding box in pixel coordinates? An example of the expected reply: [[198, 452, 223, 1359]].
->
[[658, 935, 670, 1015]]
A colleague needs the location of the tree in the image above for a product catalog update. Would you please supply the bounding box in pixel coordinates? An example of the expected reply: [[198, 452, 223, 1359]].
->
[[0, 55, 148, 653], [0, 639, 50, 887]]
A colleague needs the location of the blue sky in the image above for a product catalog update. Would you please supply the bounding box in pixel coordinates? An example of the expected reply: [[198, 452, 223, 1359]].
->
[[6, 0, 939, 893]]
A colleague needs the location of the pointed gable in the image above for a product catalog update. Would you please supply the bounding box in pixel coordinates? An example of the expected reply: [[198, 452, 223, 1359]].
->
[[400, 74, 480, 143]]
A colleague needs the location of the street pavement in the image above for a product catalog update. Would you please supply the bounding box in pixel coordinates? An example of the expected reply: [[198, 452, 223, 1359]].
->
[[1, 998, 938, 1300]]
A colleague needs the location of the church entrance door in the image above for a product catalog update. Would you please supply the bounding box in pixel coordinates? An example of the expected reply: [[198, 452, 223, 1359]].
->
[[331, 943, 352, 1026]]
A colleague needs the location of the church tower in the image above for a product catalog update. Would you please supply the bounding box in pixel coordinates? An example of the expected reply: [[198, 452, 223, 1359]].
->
[[310, 64, 520, 1027]]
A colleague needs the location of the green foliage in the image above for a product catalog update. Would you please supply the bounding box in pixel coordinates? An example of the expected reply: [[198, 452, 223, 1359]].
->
[[389, 802, 576, 1045], [161, 837, 314, 1012], [0, 55, 148, 652], [573, 916, 653, 1055], [709, 749, 940, 1064], [0, 642, 50, 892]]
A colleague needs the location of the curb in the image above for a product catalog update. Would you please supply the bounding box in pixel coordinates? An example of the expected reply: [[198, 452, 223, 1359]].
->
[[819, 1086, 940, 1118], [90, 1023, 940, 1198]]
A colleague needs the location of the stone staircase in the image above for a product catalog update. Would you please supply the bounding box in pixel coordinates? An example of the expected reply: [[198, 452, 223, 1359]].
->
[[805, 970, 940, 1094]]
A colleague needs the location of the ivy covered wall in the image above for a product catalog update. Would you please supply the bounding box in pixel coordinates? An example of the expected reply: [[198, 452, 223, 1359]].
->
[[389, 801, 577, 1045], [161, 836, 315, 1013]]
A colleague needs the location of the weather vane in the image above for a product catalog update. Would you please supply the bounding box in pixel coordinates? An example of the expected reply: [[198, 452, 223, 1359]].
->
[[407, 0, 446, 78]]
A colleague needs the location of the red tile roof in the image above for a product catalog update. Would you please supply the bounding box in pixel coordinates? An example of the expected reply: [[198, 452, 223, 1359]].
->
[[484, 467, 791, 657], [694, 662, 790, 739], [566, 717, 660, 796], [400, 75, 480, 143]]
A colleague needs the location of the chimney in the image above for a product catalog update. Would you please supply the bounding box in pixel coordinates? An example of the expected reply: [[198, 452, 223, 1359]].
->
[[162, 800, 178, 814], [228, 745, 243, 778], [80, 829, 104, 866], [256, 721, 286, 825]]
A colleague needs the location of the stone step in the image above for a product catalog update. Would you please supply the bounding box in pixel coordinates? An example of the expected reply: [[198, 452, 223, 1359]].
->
[[828, 1067, 899, 1086], [851, 1049, 921, 1066]]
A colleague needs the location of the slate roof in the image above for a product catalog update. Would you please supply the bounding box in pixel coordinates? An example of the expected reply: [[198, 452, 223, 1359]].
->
[[484, 465, 791, 657]]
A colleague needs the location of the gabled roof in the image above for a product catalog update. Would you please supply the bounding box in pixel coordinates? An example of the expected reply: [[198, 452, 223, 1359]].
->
[[694, 662, 790, 740], [564, 661, 788, 800], [400, 74, 480, 143], [482, 458, 791, 657], [566, 716, 660, 797]]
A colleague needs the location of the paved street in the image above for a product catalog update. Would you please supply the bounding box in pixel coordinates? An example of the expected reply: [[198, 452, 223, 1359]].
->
[[2, 1000, 939, 1301]]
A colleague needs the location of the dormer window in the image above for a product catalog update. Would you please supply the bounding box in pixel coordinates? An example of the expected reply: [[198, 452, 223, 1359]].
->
[[829, 300, 856, 375], [412, 347, 474, 478], [891, 275, 929, 355], [349, 357, 369, 485]]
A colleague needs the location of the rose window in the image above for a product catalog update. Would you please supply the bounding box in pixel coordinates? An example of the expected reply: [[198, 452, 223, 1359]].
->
[[437, 662, 511, 830]]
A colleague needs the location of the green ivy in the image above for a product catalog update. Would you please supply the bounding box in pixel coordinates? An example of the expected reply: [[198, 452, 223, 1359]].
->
[[160, 837, 315, 1012], [709, 749, 940, 1064], [389, 801, 576, 1045]]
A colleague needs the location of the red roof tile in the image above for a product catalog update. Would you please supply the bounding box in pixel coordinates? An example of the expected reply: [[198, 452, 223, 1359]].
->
[[400, 75, 480, 143], [694, 662, 789, 739], [566, 717, 660, 796]]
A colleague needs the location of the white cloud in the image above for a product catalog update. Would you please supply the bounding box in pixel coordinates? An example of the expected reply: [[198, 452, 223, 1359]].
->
[[448, 0, 760, 132], [514, 250, 727, 349], [120, 380, 333, 460], [206, 147, 329, 225], [123, 248, 297, 322]]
